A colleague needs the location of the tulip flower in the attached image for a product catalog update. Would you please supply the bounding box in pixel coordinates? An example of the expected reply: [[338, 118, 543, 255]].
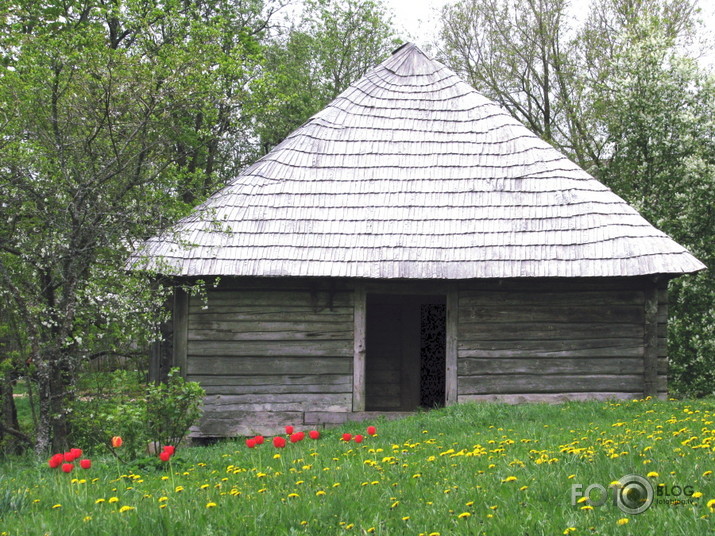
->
[[246, 438, 256, 448], [342, 433, 352, 442], [61, 463, 73, 473], [254, 435, 264, 445], [48, 454, 62, 468], [79, 459, 92, 470], [354, 434, 364, 443], [111, 436, 123, 448], [162, 445, 176, 456], [290, 433, 302, 443], [70, 448, 82, 459], [285, 425, 294, 435], [273, 436, 286, 448], [159, 451, 171, 462], [367, 426, 377, 436], [309, 430, 320, 440], [63, 451, 76, 462]]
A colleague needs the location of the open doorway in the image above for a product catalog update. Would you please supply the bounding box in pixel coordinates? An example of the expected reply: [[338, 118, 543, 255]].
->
[[365, 294, 446, 411]]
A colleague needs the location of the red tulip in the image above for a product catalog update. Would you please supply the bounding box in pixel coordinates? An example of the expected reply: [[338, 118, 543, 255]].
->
[[273, 436, 286, 448], [285, 425, 294, 435], [79, 459, 92, 470], [309, 430, 320, 440], [159, 451, 171, 462], [246, 438, 256, 448], [70, 447, 82, 459], [354, 434, 364, 443], [48, 454, 62, 468], [342, 433, 352, 442], [296, 431, 305, 440], [290, 433, 302, 443], [61, 463, 73, 473], [162, 445, 176, 456], [367, 426, 376, 436], [111, 436, 123, 448], [63, 451, 75, 462], [254, 435, 264, 445]]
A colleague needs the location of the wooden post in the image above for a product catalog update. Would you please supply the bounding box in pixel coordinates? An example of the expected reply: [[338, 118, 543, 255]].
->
[[173, 287, 189, 378], [445, 288, 458, 406], [352, 284, 367, 412], [643, 286, 658, 398]]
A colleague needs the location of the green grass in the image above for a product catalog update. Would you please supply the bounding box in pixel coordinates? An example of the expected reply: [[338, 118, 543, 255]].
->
[[1, 398, 715, 535]]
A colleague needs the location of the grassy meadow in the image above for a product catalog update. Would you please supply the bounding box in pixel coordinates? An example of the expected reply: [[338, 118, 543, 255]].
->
[[1, 398, 715, 535]]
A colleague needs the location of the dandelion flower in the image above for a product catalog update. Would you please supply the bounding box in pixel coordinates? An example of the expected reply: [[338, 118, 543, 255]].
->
[[617, 518, 629, 525], [457, 512, 471, 519], [175, 486, 184, 493], [563, 528, 576, 535], [703, 471, 713, 477], [580, 505, 594, 511], [502, 476, 518, 483], [316, 490, 326, 496], [118, 505, 135, 513], [83, 516, 92, 522], [647, 471, 659, 478], [206, 502, 217, 508], [287, 493, 299, 498], [707, 499, 715, 511], [692, 492, 703, 498], [108, 497, 119, 504], [158, 497, 168, 503], [95, 498, 105, 504], [52, 504, 62, 509]]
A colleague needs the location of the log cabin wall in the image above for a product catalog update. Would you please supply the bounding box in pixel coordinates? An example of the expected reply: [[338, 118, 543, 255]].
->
[[184, 280, 354, 437], [455, 278, 668, 403]]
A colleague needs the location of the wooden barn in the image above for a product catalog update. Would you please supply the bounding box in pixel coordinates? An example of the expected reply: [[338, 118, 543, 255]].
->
[[132, 43, 705, 437]]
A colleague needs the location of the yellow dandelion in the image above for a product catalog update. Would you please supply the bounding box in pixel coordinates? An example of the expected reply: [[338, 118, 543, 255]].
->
[[577, 496, 589, 504], [95, 498, 105, 504], [563, 528, 576, 535], [118, 505, 135, 513], [366, 528, 375, 534], [287, 493, 299, 498], [273, 454, 281, 459], [580, 505, 594, 511], [257, 488, 267, 493], [345, 523, 354, 529], [429, 533, 441, 536], [300, 521, 308, 526], [707, 499, 715, 511], [457, 512, 471, 519], [316, 490, 326, 496], [205, 502, 217, 508], [489, 505, 498, 510], [567, 474, 576, 479], [501, 476, 518, 483], [617, 518, 629, 525], [703, 471, 713, 477], [159, 504, 167, 509], [465, 501, 475, 506], [200, 484, 210, 490], [52, 504, 62, 509], [82, 516, 92, 522], [519, 486, 529, 491], [158, 497, 168, 503], [692, 492, 703, 498], [108, 497, 119, 504], [175, 486, 184, 493], [402, 516, 410, 521], [647, 472, 659, 478]]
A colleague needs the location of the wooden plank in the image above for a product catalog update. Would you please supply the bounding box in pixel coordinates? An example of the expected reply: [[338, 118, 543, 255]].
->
[[188, 319, 353, 332], [458, 339, 644, 358], [353, 284, 366, 412], [459, 306, 644, 324], [187, 328, 353, 342], [458, 357, 644, 376], [191, 411, 304, 437], [174, 287, 189, 377], [187, 340, 352, 357], [201, 394, 351, 414], [188, 374, 351, 387], [201, 383, 352, 395], [459, 322, 642, 342], [304, 411, 413, 425], [643, 286, 659, 397], [458, 374, 655, 395], [188, 308, 354, 320], [196, 289, 354, 307], [445, 288, 458, 406], [457, 392, 641, 404], [187, 357, 352, 376], [457, 277, 655, 293], [459, 290, 645, 306]]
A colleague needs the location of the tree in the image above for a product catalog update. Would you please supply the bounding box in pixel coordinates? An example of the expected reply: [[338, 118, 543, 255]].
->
[[0, 0, 276, 452], [255, 0, 398, 153]]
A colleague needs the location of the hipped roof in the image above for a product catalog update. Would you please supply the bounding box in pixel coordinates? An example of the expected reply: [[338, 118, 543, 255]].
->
[[131, 43, 705, 279]]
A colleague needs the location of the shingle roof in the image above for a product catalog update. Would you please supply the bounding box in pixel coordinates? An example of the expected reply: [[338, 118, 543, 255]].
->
[[131, 43, 705, 279]]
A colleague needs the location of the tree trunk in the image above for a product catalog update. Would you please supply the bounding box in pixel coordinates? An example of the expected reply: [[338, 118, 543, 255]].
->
[[0, 378, 23, 453], [35, 358, 70, 454]]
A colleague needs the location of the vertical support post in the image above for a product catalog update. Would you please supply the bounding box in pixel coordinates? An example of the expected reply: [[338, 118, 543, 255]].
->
[[173, 286, 189, 378], [643, 285, 658, 398], [445, 287, 458, 406], [352, 283, 367, 412]]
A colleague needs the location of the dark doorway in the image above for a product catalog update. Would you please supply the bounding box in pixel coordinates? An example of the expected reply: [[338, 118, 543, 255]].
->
[[365, 294, 446, 411]]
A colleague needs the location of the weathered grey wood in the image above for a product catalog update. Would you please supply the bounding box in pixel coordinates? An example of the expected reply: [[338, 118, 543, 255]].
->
[[193, 289, 354, 308], [200, 383, 352, 395], [459, 322, 642, 342], [188, 328, 353, 342], [458, 341, 644, 359], [189, 374, 352, 387], [191, 411, 304, 437], [459, 357, 644, 376], [304, 411, 413, 425], [187, 357, 352, 376], [188, 308, 354, 320], [458, 374, 658, 395], [352, 284, 366, 412], [173, 287, 189, 377], [643, 286, 659, 397], [459, 290, 645, 306], [458, 392, 640, 404], [459, 306, 645, 324], [187, 340, 352, 357], [445, 289, 458, 406]]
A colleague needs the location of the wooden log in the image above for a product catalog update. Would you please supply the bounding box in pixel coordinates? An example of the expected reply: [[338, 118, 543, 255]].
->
[[194, 289, 354, 308], [187, 340, 353, 358], [191, 411, 304, 437], [174, 288, 189, 376], [458, 374, 651, 395], [643, 286, 659, 397], [187, 328, 353, 342], [189, 374, 352, 387], [445, 288, 458, 406], [187, 357, 352, 376], [459, 322, 642, 342], [459, 305, 644, 324], [188, 308, 354, 320], [458, 340, 644, 359], [458, 357, 644, 376], [459, 290, 644, 306], [457, 392, 641, 404], [353, 284, 366, 412]]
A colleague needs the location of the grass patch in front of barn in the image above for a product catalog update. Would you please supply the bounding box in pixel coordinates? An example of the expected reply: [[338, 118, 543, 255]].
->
[[1, 398, 714, 535]]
